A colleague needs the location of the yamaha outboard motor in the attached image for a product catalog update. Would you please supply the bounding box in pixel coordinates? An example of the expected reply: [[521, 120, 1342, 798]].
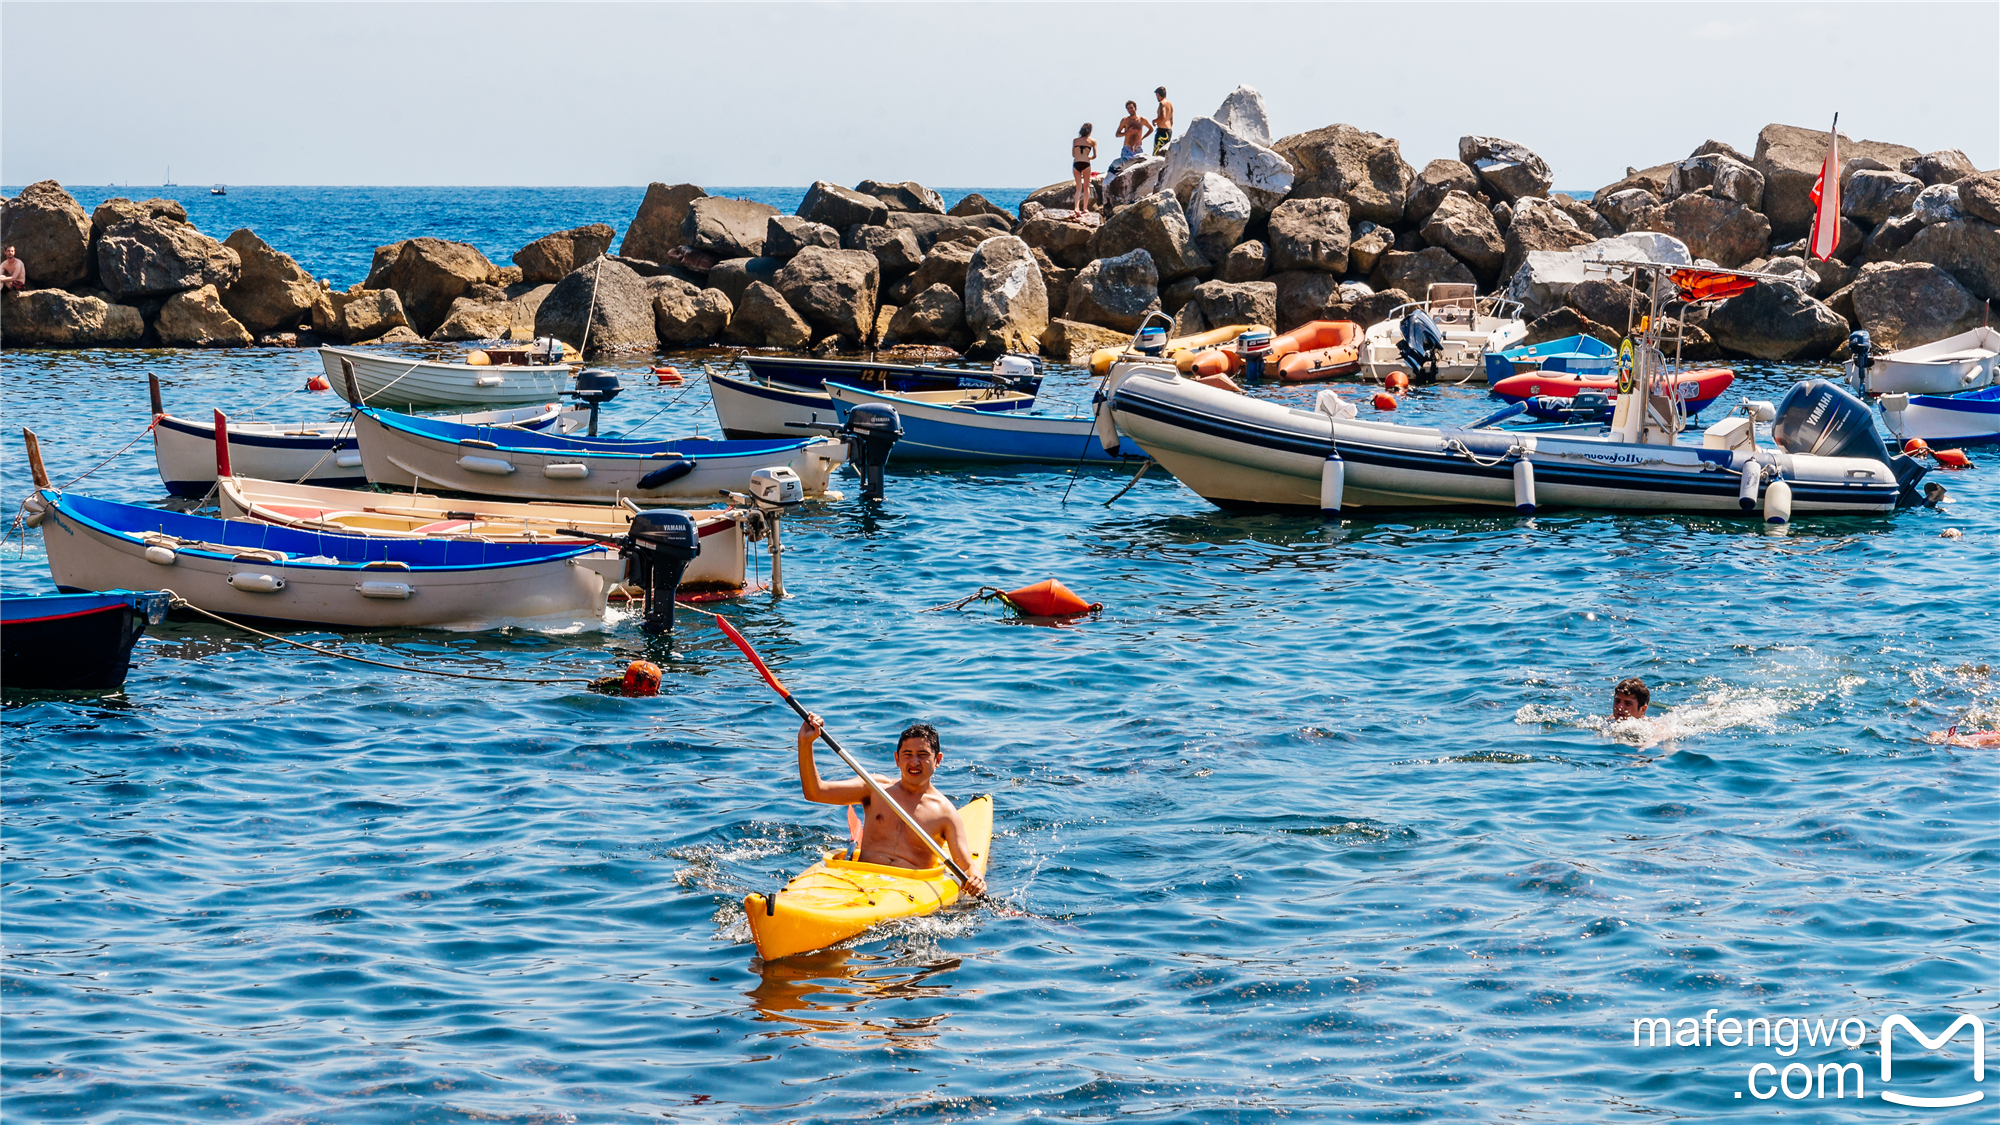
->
[[841, 402, 902, 501], [568, 369, 623, 437], [1844, 330, 1873, 393], [624, 509, 700, 635], [1397, 310, 1443, 381], [1772, 378, 1928, 506]]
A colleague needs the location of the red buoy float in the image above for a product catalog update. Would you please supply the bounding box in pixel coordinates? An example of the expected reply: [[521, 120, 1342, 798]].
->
[[1372, 392, 1399, 411], [999, 579, 1101, 617], [1384, 370, 1411, 392], [653, 366, 684, 385], [305, 375, 332, 393]]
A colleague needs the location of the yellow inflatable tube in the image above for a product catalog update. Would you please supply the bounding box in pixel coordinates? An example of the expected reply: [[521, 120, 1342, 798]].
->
[[1086, 324, 1268, 376]]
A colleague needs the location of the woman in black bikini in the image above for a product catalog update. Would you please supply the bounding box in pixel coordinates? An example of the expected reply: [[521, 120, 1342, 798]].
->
[[1071, 124, 1096, 214]]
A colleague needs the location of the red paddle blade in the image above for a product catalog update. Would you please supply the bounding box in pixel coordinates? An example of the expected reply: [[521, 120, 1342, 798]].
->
[[709, 611, 789, 698]]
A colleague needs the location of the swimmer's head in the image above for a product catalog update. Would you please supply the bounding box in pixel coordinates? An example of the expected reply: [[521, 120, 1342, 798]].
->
[[1611, 677, 1649, 719]]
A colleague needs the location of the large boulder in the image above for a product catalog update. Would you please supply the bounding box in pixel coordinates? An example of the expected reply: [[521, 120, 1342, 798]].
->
[[1103, 157, 1167, 209], [1420, 191, 1505, 281], [338, 289, 409, 342], [725, 282, 812, 348], [1597, 188, 1661, 234], [94, 217, 240, 300], [1369, 248, 1476, 300], [1897, 218, 2000, 300], [1222, 240, 1269, 282], [1849, 262, 1987, 350], [652, 278, 732, 345], [1861, 214, 1924, 263], [1019, 213, 1099, 269], [1, 181, 91, 288], [362, 241, 407, 289], [882, 283, 966, 347], [902, 241, 976, 300], [764, 216, 840, 260], [1064, 248, 1159, 331], [1091, 190, 1207, 281], [1523, 307, 1623, 349], [1213, 84, 1273, 147], [706, 256, 782, 306], [1902, 150, 1978, 187], [429, 297, 513, 342], [1266, 197, 1351, 274], [1634, 194, 1768, 268], [1188, 279, 1276, 330], [1023, 178, 1100, 216], [1664, 153, 1765, 210], [1406, 159, 1482, 226], [854, 180, 944, 215], [1040, 317, 1132, 363], [1273, 124, 1414, 224], [620, 183, 706, 262], [1565, 277, 1647, 334], [383, 237, 497, 335], [156, 284, 253, 348], [1960, 171, 2000, 225], [884, 212, 1010, 252], [1270, 271, 1344, 331], [1347, 226, 1393, 275], [842, 224, 924, 275], [1503, 232, 1692, 319], [1503, 198, 1596, 280], [684, 197, 780, 259], [514, 223, 615, 285], [1595, 162, 1678, 200], [1159, 115, 1295, 212], [963, 235, 1048, 354], [0, 288, 145, 347], [1910, 183, 1963, 226], [1843, 169, 1923, 224], [1703, 281, 1848, 360], [533, 258, 658, 353], [1753, 123, 1921, 240], [775, 246, 880, 342], [796, 181, 887, 231], [220, 229, 318, 334], [1325, 286, 1412, 332], [948, 193, 1012, 219], [1549, 194, 1617, 240], [1458, 136, 1553, 202], [1186, 173, 1252, 265], [89, 196, 186, 231]]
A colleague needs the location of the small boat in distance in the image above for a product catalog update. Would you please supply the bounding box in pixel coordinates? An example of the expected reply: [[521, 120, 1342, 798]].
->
[[211, 185, 226, 196], [1, 590, 170, 691]]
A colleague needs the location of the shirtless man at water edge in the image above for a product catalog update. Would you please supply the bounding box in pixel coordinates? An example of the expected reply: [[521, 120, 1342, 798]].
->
[[1611, 677, 1650, 719], [1116, 100, 1153, 164], [1152, 87, 1174, 155], [0, 247, 26, 290], [796, 713, 988, 896]]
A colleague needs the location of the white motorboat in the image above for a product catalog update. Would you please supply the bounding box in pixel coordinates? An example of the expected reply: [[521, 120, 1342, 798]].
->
[[709, 356, 1040, 440], [1855, 326, 2000, 396], [1099, 266, 1929, 519], [1356, 283, 1528, 384], [318, 344, 574, 408]]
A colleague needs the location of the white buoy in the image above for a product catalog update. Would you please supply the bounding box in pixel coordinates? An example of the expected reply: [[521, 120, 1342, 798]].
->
[[1512, 457, 1536, 515], [1737, 460, 1762, 509], [1320, 451, 1345, 515], [1764, 477, 1793, 524]]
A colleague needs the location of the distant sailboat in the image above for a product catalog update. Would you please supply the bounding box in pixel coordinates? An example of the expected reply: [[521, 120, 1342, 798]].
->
[[164, 165, 175, 186]]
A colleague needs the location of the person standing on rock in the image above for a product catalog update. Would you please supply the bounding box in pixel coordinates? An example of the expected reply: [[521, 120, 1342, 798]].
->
[[1152, 87, 1174, 155], [1115, 101, 1153, 169], [1072, 123, 1097, 214], [0, 247, 26, 291]]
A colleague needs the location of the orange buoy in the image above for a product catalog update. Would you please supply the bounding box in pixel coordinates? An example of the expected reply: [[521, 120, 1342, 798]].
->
[[1903, 438, 1931, 456], [1372, 392, 1399, 411], [1933, 447, 1973, 469], [621, 660, 663, 696], [1384, 370, 1411, 392], [652, 366, 684, 385], [305, 375, 332, 392], [999, 579, 1102, 618]]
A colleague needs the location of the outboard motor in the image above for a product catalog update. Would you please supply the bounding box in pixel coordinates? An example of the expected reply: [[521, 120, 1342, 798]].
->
[[992, 353, 1038, 390], [1234, 328, 1274, 380], [530, 336, 566, 365], [624, 509, 700, 635], [840, 402, 902, 501], [568, 369, 623, 436], [722, 467, 804, 598], [1136, 326, 1169, 357], [1772, 378, 1928, 506], [1397, 310, 1443, 381], [1844, 330, 1874, 393]]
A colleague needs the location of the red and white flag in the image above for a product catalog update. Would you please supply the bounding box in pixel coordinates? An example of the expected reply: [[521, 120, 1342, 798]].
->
[[1808, 115, 1841, 262]]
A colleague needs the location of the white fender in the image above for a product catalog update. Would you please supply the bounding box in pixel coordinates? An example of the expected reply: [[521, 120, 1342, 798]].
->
[[457, 455, 516, 475], [334, 451, 363, 468], [228, 572, 286, 593], [1320, 451, 1345, 515], [355, 581, 415, 599], [1512, 457, 1536, 515], [145, 545, 177, 565], [543, 463, 590, 479], [1737, 458, 1762, 510], [1764, 477, 1793, 524], [1094, 389, 1121, 455]]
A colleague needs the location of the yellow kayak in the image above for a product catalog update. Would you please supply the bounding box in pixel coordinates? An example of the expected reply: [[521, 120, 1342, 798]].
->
[[745, 795, 993, 960]]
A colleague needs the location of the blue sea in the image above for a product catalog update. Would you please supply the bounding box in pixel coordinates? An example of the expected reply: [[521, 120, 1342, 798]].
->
[[2, 188, 1995, 1124]]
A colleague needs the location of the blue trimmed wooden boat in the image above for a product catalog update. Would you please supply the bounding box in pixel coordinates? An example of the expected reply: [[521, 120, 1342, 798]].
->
[[1884, 384, 2000, 447], [1, 589, 170, 690], [1482, 334, 1618, 383], [709, 370, 1033, 441], [826, 383, 1146, 465], [740, 354, 1045, 397]]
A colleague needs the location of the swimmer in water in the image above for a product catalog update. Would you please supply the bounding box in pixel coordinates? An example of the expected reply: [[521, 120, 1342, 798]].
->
[[1610, 677, 1649, 720]]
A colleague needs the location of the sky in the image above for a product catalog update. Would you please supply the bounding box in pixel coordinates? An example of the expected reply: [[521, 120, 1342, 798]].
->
[[4, 1, 1995, 193]]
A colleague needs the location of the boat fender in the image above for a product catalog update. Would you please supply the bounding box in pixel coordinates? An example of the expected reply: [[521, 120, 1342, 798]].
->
[[456, 455, 516, 475], [474, 376, 504, 388], [637, 458, 697, 490], [305, 375, 332, 393], [543, 463, 591, 479], [355, 581, 414, 600], [1512, 457, 1536, 515], [1763, 477, 1792, 525], [1093, 390, 1122, 455], [1737, 458, 1763, 510], [145, 545, 177, 566], [1372, 393, 1398, 411], [334, 451, 363, 468], [1320, 451, 1345, 516], [999, 579, 1101, 618], [228, 572, 286, 593]]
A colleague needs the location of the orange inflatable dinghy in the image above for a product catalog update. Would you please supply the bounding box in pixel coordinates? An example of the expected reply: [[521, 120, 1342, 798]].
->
[[1273, 321, 1362, 382]]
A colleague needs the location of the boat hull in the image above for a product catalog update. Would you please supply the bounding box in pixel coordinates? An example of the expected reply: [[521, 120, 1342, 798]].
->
[[1108, 367, 1905, 515], [0, 590, 168, 690], [35, 492, 611, 630], [353, 409, 848, 503], [739, 355, 1043, 397], [1865, 327, 2000, 395], [319, 346, 574, 408], [743, 796, 992, 960], [827, 383, 1145, 464], [1893, 386, 2000, 446]]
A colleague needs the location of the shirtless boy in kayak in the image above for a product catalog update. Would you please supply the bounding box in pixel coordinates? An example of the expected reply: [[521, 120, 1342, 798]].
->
[[797, 714, 988, 896]]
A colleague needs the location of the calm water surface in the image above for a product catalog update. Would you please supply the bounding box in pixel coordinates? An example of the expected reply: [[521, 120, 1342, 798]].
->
[[2, 195, 1995, 1123]]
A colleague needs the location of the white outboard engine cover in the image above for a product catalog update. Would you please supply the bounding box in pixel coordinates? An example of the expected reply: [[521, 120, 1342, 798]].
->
[[531, 336, 565, 364], [747, 466, 804, 508], [993, 354, 1036, 382]]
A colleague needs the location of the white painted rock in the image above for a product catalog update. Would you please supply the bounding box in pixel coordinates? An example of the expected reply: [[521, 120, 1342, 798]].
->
[[1159, 117, 1295, 213], [1187, 173, 1252, 264], [1213, 85, 1272, 148]]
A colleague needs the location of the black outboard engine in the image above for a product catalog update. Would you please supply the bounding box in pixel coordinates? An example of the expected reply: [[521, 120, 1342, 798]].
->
[[1772, 378, 1928, 506], [568, 370, 623, 437], [1844, 330, 1873, 394], [624, 509, 700, 635], [841, 403, 902, 501], [1397, 310, 1443, 381]]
